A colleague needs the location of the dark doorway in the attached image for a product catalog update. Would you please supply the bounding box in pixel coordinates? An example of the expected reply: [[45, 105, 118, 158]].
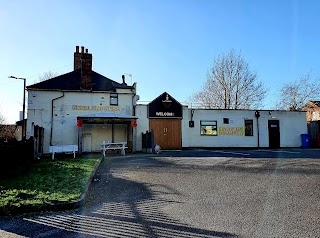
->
[[268, 120, 280, 148]]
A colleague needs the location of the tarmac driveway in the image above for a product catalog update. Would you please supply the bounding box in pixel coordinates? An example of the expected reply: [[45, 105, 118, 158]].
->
[[1, 148, 320, 238]]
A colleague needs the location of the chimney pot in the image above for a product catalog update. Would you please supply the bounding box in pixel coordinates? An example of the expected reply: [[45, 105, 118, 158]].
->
[[86, 48, 88, 53], [76, 46, 79, 53], [81, 46, 84, 53], [122, 75, 126, 85]]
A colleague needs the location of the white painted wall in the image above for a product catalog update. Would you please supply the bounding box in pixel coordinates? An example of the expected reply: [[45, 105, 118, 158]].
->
[[183, 109, 307, 148], [135, 105, 308, 150], [135, 105, 149, 151], [28, 88, 308, 154], [261, 110, 307, 147], [183, 109, 257, 147], [27, 90, 134, 154], [182, 106, 190, 148], [82, 124, 128, 152]]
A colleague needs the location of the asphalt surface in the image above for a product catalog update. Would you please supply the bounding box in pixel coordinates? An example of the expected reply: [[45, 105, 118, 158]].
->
[[0, 148, 320, 238]]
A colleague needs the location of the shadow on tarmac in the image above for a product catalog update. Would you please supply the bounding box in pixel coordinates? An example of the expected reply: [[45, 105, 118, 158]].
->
[[19, 157, 239, 237]]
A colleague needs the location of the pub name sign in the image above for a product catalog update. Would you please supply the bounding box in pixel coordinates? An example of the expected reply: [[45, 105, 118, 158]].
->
[[72, 105, 120, 112], [148, 92, 182, 118]]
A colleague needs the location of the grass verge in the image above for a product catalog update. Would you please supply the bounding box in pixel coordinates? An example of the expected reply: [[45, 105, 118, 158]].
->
[[0, 156, 101, 215]]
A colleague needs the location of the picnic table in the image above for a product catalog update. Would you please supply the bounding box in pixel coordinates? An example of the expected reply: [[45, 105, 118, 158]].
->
[[101, 141, 127, 157]]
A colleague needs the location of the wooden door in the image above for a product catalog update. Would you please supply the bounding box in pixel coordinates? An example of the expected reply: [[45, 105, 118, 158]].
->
[[149, 119, 181, 150], [82, 133, 92, 152]]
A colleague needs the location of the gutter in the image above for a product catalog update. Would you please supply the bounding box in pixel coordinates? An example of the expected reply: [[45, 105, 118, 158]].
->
[[50, 92, 65, 146], [131, 82, 137, 116], [131, 82, 138, 153]]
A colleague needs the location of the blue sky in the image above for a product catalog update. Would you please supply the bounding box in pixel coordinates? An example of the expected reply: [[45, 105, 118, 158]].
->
[[1, 0, 320, 123]]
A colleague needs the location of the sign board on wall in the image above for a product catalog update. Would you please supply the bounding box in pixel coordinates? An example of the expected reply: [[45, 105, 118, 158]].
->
[[148, 92, 183, 118], [219, 127, 244, 136], [72, 105, 120, 111]]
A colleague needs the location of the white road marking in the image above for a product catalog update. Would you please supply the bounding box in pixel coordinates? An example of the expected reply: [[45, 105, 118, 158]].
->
[[0, 230, 26, 238]]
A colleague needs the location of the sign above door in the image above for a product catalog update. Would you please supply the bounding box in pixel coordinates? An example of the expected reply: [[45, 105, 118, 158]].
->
[[148, 92, 183, 118]]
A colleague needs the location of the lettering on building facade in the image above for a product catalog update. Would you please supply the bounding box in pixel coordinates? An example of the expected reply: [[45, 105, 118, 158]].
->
[[218, 127, 244, 136], [155, 112, 175, 117], [72, 105, 120, 111]]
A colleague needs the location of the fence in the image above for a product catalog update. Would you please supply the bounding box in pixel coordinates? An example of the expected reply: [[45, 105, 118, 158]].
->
[[0, 124, 45, 177], [0, 138, 35, 177]]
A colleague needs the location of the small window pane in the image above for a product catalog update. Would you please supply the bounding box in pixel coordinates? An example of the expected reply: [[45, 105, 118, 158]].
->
[[245, 120, 253, 136], [110, 93, 118, 105]]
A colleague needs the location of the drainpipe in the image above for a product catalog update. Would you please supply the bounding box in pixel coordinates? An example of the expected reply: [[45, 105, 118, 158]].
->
[[131, 82, 137, 116], [50, 92, 65, 145], [255, 110, 260, 148], [131, 82, 137, 153]]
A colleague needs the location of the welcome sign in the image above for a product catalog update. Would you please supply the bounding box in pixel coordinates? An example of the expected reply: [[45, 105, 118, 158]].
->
[[148, 92, 182, 118]]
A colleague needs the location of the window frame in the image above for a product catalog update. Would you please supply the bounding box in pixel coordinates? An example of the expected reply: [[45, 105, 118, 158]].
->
[[244, 119, 253, 136], [200, 120, 218, 136], [110, 93, 118, 106]]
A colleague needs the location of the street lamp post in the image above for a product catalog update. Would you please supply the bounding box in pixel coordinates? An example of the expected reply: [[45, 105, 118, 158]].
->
[[9, 76, 26, 140]]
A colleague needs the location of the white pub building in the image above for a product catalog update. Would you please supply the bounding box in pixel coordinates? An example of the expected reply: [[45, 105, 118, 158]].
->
[[25, 46, 308, 156]]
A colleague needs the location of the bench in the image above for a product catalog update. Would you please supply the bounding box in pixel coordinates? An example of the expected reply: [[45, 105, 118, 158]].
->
[[101, 141, 128, 157], [49, 144, 78, 160]]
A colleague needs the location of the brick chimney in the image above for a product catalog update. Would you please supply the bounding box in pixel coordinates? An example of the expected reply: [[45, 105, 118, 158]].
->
[[74, 46, 92, 91], [74, 46, 81, 71]]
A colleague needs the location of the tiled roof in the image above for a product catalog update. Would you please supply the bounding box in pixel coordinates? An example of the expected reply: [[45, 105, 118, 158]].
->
[[310, 101, 320, 107], [26, 70, 133, 92]]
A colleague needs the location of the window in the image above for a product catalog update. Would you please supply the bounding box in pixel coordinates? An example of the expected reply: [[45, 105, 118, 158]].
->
[[200, 121, 217, 136], [223, 118, 229, 124], [245, 120, 253, 136], [110, 93, 118, 105], [312, 111, 319, 120]]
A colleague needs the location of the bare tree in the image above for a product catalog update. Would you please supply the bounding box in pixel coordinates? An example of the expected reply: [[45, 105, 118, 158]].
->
[[0, 110, 17, 140], [191, 49, 267, 109], [33, 71, 58, 84], [0, 124, 17, 140], [0, 111, 4, 138], [277, 73, 320, 111], [0, 111, 5, 125]]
